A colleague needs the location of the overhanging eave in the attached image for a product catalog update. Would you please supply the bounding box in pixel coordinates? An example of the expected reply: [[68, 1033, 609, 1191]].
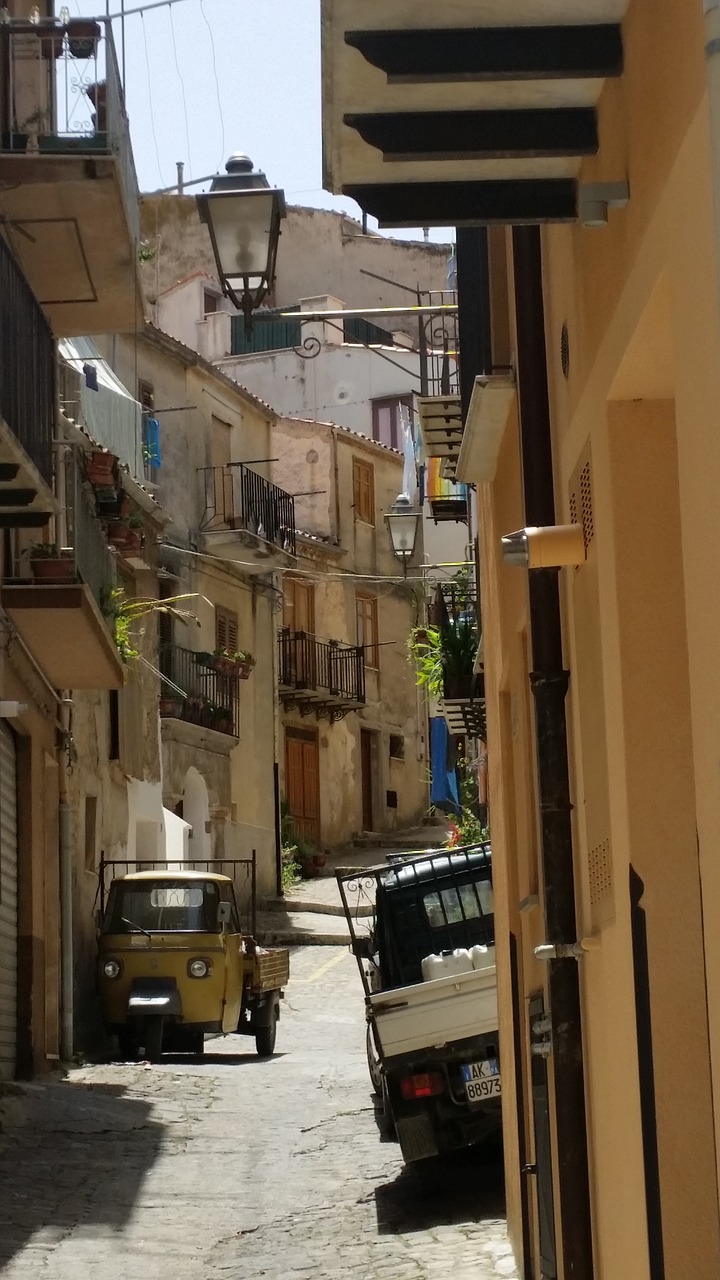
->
[[344, 179, 578, 227], [345, 25, 624, 84]]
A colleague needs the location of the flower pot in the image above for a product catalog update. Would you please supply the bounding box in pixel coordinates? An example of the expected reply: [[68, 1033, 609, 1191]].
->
[[86, 451, 116, 486], [38, 133, 106, 153], [312, 852, 327, 869], [214, 715, 233, 735], [66, 20, 100, 58], [236, 661, 253, 680], [35, 23, 65, 59], [30, 556, 75, 583], [159, 697, 184, 718], [1, 133, 28, 153], [105, 519, 129, 546], [298, 858, 318, 880], [212, 655, 238, 678]]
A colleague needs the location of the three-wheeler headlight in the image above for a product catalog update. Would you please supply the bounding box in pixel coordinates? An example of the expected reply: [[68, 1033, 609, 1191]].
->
[[187, 958, 212, 978], [103, 959, 121, 979]]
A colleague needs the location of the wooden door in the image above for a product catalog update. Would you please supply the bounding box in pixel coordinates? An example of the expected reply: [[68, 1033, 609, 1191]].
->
[[284, 581, 316, 686], [285, 728, 320, 846], [360, 728, 374, 832]]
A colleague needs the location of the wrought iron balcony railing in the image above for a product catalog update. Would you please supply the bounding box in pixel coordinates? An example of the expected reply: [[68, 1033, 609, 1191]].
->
[[0, 17, 140, 242], [200, 464, 296, 557], [418, 290, 459, 399], [0, 234, 54, 485], [278, 629, 365, 718], [159, 642, 240, 738]]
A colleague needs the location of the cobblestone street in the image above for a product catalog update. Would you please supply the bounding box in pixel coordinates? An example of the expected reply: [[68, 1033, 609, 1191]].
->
[[0, 947, 518, 1279]]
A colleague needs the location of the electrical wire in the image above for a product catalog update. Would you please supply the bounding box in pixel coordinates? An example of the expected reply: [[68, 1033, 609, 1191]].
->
[[140, 11, 165, 188], [159, 541, 471, 587], [198, 0, 224, 172], [168, 2, 192, 175]]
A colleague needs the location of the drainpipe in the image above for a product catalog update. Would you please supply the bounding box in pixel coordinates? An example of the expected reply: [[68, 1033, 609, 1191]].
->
[[55, 423, 74, 1060], [704, 1, 720, 306], [512, 225, 594, 1279]]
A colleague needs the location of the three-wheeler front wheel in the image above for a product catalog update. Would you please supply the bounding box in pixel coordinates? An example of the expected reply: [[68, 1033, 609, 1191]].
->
[[144, 1015, 164, 1063]]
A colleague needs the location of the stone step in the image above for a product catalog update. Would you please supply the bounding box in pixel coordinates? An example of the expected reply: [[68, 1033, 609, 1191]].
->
[[258, 896, 372, 918], [255, 910, 352, 948]]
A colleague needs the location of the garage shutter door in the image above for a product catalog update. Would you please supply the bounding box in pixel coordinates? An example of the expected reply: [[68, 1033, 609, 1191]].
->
[[0, 723, 18, 1079]]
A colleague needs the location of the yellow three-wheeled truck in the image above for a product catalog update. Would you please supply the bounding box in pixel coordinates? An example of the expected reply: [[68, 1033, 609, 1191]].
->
[[97, 857, 289, 1062]]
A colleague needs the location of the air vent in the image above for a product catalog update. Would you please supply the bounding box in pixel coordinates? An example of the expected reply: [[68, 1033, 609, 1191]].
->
[[588, 838, 612, 905], [560, 322, 570, 378], [569, 450, 594, 551]]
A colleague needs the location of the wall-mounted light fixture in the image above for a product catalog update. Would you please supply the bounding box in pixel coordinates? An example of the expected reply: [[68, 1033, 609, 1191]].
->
[[385, 492, 421, 576], [500, 523, 585, 569]]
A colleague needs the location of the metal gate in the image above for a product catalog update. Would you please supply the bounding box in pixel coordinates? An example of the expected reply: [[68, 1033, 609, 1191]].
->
[[529, 995, 557, 1279], [0, 723, 18, 1079]]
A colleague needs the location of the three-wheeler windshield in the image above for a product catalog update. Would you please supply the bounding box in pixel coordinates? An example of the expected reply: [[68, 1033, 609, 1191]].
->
[[104, 879, 234, 933]]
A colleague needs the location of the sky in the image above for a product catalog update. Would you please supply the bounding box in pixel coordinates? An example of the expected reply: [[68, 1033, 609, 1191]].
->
[[59, 0, 453, 244]]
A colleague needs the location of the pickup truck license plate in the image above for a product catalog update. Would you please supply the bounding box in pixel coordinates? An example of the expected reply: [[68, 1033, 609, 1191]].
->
[[461, 1059, 501, 1102]]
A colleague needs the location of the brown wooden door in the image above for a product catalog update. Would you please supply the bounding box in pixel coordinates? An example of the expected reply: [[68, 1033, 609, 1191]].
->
[[360, 728, 374, 832], [285, 728, 320, 846]]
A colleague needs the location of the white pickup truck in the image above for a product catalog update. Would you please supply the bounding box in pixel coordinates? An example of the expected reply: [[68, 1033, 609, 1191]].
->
[[338, 844, 502, 1164]]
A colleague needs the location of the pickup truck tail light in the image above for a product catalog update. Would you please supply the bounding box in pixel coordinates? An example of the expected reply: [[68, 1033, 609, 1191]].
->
[[400, 1071, 445, 1100]]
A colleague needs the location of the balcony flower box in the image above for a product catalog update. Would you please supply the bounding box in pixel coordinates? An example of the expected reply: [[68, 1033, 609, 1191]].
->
[[29, 548, 75, 584], [34, 22, 66, 60], [66, 19, 101, 59]]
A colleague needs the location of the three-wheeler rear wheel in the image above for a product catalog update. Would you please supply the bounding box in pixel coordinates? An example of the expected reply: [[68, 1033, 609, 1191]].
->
[[255, 1018, 277, 1058]]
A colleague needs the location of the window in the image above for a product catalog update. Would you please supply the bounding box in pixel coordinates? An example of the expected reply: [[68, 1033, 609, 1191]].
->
[[371, 395, 414, 451], [356, 593, 379, 668], [283, 578, 315, 634], [215, 605, 239, 653], [389, 734, 405, 761], [84, 796, 98, 872], [203, 290, 219, 315], [138, 379, 154, 413], [352, 458, 375, 525]]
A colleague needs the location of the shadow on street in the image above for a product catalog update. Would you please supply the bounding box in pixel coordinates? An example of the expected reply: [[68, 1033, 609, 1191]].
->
[[374, 1143, 506, 1235], [0, 1079, 164, 1269]]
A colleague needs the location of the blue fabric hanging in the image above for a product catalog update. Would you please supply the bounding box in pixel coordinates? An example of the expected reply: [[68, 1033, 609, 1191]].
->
[[83, 362, 98, 391], [143, 416, 161, 468], [429, 716, 461, 815]]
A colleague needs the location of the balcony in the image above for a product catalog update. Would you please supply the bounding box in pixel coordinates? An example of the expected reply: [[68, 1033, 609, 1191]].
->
[[0, 235, 55, 528], [2, 454, 123, 689], [0, 17, 142, 335], [278, 629, 365, 721], [158, 643, 241, 739], [199, 464, 296, 571], [416, 290, 463, 482]]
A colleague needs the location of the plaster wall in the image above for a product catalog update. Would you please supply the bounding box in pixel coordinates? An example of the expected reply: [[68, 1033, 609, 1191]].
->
[[139, 197, 450, 317], [474, 2, 720, 1271], [275, 420, 427, 844]]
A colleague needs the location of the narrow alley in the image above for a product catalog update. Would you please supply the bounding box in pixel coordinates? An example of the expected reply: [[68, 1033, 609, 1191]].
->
[[0, 945, 516, 1280]]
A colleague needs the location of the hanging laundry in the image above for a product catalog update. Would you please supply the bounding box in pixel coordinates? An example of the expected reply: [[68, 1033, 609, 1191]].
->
[[83, 362, 98, 392], [142, 416, 162, 468]]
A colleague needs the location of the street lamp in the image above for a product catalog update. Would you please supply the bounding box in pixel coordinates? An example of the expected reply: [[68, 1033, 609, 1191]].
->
[[197, 153, 286, 333], [385, 492, 421, 575]]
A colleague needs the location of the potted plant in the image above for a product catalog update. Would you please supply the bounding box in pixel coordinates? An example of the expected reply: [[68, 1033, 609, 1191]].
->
[[212, 647, 256, 678], [66, 18, 100, 58], [442, 618, 478, 701], [28, 544, 75, 583], [34, 20, 65, 60], [159, 695, 185, 718], [212, 706, 234, 734]]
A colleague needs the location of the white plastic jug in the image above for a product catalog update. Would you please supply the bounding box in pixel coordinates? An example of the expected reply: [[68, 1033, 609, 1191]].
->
[[470, 944, 495, 971], [421, 948, 474, 982]]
